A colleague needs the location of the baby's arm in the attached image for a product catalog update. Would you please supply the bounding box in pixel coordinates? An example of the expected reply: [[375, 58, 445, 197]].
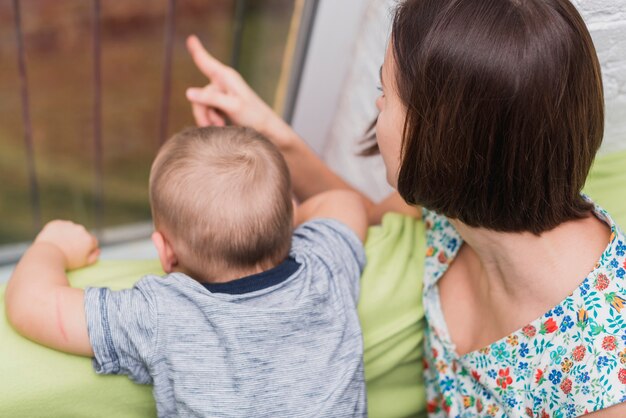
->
[[294, 190, 368, 241], [5, 220, 100, 356]]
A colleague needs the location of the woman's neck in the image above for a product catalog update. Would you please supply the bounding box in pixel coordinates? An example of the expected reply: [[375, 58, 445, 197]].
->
[[450, 213, 610, 322]]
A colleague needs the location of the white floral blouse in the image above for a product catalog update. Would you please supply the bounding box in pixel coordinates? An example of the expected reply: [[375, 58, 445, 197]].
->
[[422, 200, 626, 417]]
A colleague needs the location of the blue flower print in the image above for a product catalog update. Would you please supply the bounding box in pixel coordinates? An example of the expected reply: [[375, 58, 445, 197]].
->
[[621, 333, 626, 345], [597, 356, 609, 368], [492, 342, 510, 362], [487, 369, 497, 379], [580, 282, 590, 296], [553, 306, 564, 316], [560, 316, 574, 332], [617, 268, 625, 279], [616, 241, 625, 257], [441, 376, 455, 391], [504, 393, 518, 408], [519, 343, 529, 358], [611, 259, 620, 269], [548, 370, 562, 385], [517, 361, 528, 370], [446, 238, 458, 252], [575, 372, 590, 383]]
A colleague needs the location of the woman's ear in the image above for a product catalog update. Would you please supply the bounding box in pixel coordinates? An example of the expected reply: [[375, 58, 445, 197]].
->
[[151, 231, 178, 273]]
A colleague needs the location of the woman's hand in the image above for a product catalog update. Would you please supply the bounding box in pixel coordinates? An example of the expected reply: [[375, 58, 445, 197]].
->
[[185, 35, 293, 147]]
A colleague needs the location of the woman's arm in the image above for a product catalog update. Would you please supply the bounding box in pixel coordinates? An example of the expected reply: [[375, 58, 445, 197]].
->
[[185, 36, 383, 214]]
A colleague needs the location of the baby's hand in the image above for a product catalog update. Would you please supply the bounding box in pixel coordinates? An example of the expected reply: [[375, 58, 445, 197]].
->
[[35, 220, 100, 269]]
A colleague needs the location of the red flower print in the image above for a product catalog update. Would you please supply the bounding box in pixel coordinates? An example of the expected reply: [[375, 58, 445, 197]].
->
[[497, 368, 513, 389], [603, 336, 617, 351], [426, 400, 440, 413], [442, 397, 451, 414], [432, 348, 439, 359], [522, 325, 536, 338], [572, 345, 586, 362], [541, 410, 550, 418], [595, 273, 610, 291], [541, 318, 558, 334], [422, 358, 429, 370], [619, 369, 626, 384], [560, 378, 572, 394], [471, 370, 481, 381], [437, 252, 448, 264], [535, 369, 545, 384], [476, 398, 483, 413], [525, 407, 534, 417]]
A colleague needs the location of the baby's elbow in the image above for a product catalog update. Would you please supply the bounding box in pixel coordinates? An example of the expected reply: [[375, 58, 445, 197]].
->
[[5, 295, 26, 333], [5, 289, 34, 337]]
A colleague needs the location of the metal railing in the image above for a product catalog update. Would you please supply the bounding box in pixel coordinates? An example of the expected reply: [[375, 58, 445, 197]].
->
[[2, 0, 319, 265]]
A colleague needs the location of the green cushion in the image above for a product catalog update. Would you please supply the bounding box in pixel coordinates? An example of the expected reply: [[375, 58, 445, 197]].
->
[[584, 150, 626, 227], [0, 261, 160, 417]]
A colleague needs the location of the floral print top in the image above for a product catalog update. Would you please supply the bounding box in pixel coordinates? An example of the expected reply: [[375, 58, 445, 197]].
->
[[422, 200, 626, 417]]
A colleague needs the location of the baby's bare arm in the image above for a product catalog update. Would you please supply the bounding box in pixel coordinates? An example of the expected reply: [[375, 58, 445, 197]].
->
[[295, 190, 368, 242], [5, 221, 99, 356]]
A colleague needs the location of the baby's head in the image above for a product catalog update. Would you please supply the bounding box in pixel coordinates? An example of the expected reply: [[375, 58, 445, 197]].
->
[[149, 126, 293, 282]]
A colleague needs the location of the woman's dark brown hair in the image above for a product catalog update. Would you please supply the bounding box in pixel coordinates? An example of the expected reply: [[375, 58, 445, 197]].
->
[[392, 0, 604, 234]]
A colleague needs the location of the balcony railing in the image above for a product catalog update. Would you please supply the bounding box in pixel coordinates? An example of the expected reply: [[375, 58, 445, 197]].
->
[[1, 0, 318, 265]]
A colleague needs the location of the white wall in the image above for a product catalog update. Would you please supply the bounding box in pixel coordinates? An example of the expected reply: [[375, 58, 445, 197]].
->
[[290, 0, 368, 154], [573, 0, 626, 154]]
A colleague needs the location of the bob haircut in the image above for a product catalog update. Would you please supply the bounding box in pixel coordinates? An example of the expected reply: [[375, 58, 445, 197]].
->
[[392, 0, 604, 234]]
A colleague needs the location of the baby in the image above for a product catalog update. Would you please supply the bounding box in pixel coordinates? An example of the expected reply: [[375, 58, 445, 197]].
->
[[6, 126, 368, 417]]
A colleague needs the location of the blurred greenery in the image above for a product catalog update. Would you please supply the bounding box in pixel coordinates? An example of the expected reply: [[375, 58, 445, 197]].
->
[[0, 0, 295, 245]]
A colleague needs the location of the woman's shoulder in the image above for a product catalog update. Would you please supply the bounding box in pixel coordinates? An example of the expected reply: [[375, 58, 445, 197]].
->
[[422, 208, 463, 287]]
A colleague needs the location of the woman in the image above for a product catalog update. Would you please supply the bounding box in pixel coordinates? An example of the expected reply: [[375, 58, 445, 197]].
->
[[186, 0, 626, 416]]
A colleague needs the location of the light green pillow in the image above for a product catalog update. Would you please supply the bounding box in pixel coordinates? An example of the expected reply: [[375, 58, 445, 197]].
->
[[584, 150, 626, 227], [0, 261, 160, 418]]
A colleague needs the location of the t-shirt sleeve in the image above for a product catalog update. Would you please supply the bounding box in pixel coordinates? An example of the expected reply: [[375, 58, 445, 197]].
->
[[84, 279, 157, 385], [292, 219, 366, 303]]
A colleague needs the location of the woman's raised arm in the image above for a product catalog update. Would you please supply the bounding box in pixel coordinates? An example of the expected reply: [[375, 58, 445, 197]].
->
[[185, 35, 420, 222]]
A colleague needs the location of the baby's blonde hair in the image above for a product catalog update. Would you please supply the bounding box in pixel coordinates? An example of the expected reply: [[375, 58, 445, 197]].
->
[[149, 126, 293, 280]]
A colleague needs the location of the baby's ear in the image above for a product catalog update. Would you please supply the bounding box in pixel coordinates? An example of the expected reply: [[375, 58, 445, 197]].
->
[[152, 231, 178, 273], [291, 197, 299, 227]]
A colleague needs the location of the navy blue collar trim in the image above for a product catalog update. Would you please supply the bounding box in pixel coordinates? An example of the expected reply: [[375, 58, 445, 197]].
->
[[202, 257, 301, 295]]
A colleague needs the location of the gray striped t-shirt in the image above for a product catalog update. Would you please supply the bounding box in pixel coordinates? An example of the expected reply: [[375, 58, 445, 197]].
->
[[84, 219, 367, 417]]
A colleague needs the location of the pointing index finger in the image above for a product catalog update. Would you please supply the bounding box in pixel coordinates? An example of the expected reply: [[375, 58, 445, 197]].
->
[[187, 35, 223, 80]]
